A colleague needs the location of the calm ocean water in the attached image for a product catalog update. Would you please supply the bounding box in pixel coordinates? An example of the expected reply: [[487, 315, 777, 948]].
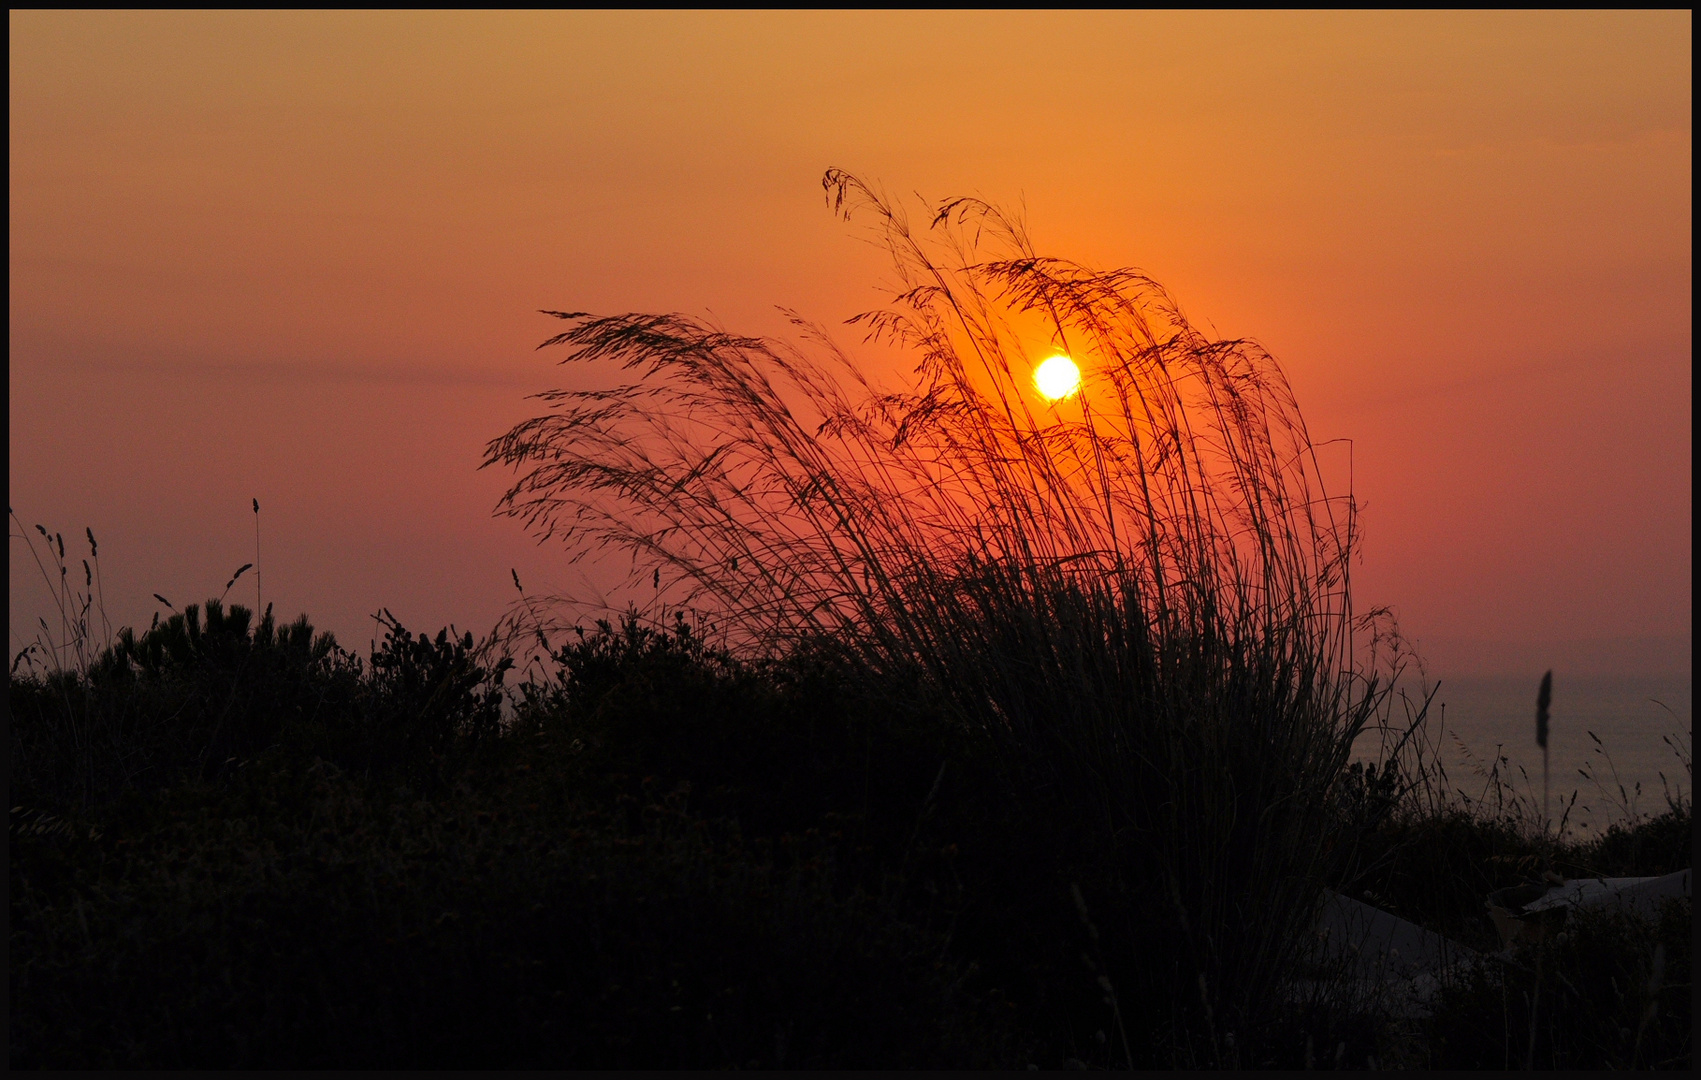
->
[[1352, 674, 1693, 836]]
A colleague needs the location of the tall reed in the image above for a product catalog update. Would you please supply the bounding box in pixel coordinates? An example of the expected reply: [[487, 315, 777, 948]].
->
[[483, 171, 1404, 1060]]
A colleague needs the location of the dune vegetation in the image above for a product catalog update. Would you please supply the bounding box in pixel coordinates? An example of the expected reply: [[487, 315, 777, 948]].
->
[[10, 173, 1689, 1069]]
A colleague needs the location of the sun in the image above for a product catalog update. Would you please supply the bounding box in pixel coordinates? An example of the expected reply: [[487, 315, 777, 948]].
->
[[1034, 354, 1081, 400]]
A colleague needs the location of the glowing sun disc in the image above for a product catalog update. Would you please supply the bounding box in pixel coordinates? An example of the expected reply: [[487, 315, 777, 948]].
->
[[1034, 354, 1081, 400]]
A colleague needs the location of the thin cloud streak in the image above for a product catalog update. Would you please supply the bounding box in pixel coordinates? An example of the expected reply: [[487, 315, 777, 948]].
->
[[34, 354, 538, 388]]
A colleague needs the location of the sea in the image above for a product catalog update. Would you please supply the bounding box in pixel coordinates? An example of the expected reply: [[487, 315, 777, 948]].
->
[[1351, 673, 1693, 837]]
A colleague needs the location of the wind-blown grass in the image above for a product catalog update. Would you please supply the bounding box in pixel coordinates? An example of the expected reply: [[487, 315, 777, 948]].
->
[[482, 170, 1408, 1060]]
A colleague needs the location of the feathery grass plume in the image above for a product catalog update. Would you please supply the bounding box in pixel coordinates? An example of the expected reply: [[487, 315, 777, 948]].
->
[[482, 170, 1405, 1060]]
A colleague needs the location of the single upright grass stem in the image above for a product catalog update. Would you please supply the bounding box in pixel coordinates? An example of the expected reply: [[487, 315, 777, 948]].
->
[[253, 498, 262, 616], [1537, 669, 1552, 836]]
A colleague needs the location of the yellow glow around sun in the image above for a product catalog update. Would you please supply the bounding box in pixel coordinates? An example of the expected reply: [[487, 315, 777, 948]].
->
[[1034, 354, 1081, 400]]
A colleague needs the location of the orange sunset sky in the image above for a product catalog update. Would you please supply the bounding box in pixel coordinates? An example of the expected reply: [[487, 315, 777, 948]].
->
[[10, 11, 1691, 678]]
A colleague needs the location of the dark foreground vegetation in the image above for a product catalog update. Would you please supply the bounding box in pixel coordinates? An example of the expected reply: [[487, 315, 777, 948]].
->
[[12, 173, 1689, 1067], [10, 603, 1691, 1069]]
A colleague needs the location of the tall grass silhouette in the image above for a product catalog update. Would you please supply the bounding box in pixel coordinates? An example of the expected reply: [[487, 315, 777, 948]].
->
[[10, 508, 112, 678], [485, 170, 1402, 1059]]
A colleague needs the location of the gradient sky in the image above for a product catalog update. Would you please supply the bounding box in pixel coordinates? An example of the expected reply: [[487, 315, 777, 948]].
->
[[10, 11, 1691, 678]]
